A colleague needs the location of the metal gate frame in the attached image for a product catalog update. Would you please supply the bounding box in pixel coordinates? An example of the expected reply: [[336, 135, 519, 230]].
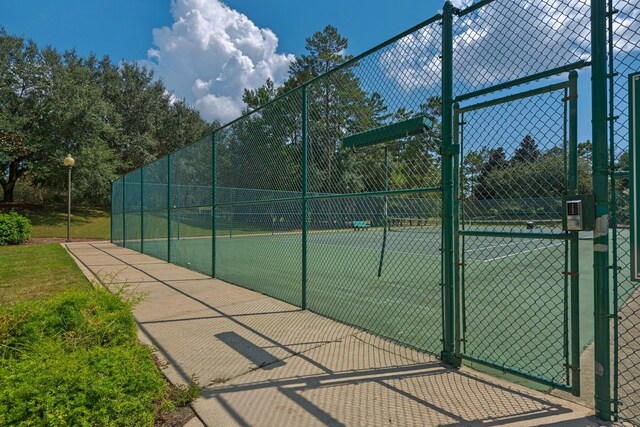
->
[[451, 74, 581, 396]]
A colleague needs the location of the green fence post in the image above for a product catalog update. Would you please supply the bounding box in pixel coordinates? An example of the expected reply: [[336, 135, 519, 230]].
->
[[212, 132, 217, 277], [591, 0, 611, 419], [302, 84, 308, 310], [568, 70, 581, 396], [122, 175, 126, 248], [167, 154, 172, 263], [141, 168, 145, 254], [453, 102, 461, 360], [110, 180, 114, 244], [441, 0, 458, 367]]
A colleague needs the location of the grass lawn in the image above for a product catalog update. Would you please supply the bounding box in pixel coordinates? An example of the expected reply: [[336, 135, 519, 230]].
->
[[0, 204, 110, 240], [0, 243, 199, 425], [0, 243, 92, 306]]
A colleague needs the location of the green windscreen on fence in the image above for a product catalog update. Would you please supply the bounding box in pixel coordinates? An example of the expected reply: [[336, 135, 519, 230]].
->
[[170, 135, 214, 275], [143, 156, 169, 261], [123, 169, 142, 252]]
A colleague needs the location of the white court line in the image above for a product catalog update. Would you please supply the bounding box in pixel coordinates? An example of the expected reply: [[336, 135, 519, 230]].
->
[[465, 241, 523, 252], [482, 242, 564, 263]]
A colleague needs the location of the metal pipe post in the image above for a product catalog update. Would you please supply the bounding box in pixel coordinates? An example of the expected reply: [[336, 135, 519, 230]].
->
[[591, 0, 611, 419], [441, 0, 458, 367], [302, 85, 309, 310], [167, 154, 172, 263], [67, 167, 72, 242], [568, 70, 581, 396], [110, 180, 114, 244], [122, 174, 126, 247], [212, 132, 217, 277], [140, 169, 145, 254]]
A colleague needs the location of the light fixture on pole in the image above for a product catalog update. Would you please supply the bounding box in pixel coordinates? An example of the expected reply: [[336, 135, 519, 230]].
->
[[63, 154, 75, 242]]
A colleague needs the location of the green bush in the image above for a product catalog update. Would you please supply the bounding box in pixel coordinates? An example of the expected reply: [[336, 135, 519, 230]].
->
[[0, 211, 32, 245], [0, 290, 167, 426]]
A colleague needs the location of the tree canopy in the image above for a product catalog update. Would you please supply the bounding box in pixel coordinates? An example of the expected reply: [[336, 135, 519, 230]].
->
[[0, 28, 213, 204]]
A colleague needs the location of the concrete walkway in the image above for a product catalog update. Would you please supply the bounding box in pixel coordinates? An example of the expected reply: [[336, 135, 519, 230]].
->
[[65, 242, 603, 427]]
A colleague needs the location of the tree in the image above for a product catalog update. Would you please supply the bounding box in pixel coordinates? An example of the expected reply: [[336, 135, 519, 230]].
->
[[0, 28, 210, 204], [0, 30, 51, 202], [473, 148, 508, 199], [512, 135, 540, 164]]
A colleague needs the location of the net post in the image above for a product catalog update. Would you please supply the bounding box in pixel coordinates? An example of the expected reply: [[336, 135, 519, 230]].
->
[[302, 84, 309, 310], [212, 131, 217, 278], [568, 70, 581, 396], [591, 0, 611, 419], [167, 154, 172, 263], [141, 168, 145, 254], [441, 0, 458, 367]]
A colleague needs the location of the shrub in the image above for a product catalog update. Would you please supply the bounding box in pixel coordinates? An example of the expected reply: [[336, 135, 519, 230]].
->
[[0, 290, 167, 426], [0, 211, 31, 245]]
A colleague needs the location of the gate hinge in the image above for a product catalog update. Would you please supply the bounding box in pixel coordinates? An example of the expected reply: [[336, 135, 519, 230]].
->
[[607, 71, 620, 78], [457, 121, 467, 126], [562, 271, 580, 277], [563, 363, 581, 372], [606, 8, 619, 16], [456, 262, 465, 267], [607, 115, 620, 122], [562, 94, 578, 102]]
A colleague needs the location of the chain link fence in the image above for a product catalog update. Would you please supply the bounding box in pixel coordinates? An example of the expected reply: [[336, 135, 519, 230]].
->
[[610, 0, 640, 423], [110, 0, 640, 422]]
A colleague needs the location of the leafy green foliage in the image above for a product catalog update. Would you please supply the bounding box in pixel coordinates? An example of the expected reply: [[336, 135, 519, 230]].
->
[[0, 28, 213, 204], [0, 211, 31, 245], [0, 290, 167, 426]]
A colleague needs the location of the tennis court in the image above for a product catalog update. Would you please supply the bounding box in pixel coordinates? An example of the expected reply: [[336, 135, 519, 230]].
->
[[108, 0, 640, 420]]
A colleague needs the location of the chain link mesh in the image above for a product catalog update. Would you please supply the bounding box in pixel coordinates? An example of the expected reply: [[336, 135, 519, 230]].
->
[[142, 156, 168, 261], [123, 169, 142, 252], [611, 0, 640, 423], [458, 87, 576, 385], [111, 177, 124, 246], [109, 0, 640, 416], [453, 0, 591, 97]]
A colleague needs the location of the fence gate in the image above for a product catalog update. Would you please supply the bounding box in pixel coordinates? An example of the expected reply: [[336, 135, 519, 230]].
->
[[455, 74, 581, 395]]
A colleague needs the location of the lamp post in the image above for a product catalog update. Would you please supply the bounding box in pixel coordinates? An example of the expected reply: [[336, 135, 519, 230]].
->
[[63, 154, 75, 242]]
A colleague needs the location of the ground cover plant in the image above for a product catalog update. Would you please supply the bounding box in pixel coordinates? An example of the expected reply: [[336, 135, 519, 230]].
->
[[0, 243, 200, 425]]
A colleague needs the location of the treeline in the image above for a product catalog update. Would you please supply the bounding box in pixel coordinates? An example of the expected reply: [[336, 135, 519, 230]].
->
[[0, 28, 214, 204], [218, 25, 441, 196]]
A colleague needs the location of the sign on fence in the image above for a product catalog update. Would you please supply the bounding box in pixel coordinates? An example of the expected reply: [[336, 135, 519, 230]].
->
[[631, 72, 640, 281]]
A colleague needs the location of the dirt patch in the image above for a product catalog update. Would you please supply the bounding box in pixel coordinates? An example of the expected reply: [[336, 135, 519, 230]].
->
[[155, 406, 196, 427]]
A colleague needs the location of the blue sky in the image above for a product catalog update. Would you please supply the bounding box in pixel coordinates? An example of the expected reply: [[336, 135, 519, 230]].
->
[[0, 0, 448, 63], [3, 0, 636, 147], [1, 0, 463, 124]]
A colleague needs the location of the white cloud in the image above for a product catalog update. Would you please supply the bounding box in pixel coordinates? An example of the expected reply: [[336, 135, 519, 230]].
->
[[450, 0, 474, 9], [145, 0, 294, 124], [379, 0, 640, 94]]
